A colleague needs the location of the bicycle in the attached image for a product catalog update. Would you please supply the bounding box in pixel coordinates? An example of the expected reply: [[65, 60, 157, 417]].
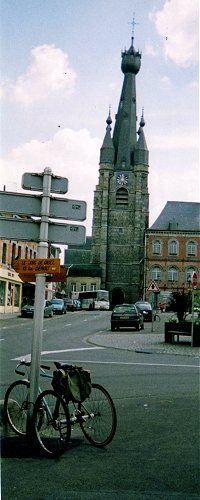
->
[[4, 360, 117, 457]]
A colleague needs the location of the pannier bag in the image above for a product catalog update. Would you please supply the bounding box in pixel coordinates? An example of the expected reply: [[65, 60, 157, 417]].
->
[[52, 364, 92, 403]]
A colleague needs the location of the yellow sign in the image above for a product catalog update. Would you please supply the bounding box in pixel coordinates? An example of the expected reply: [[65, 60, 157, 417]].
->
[[13, 258, 60, 274]]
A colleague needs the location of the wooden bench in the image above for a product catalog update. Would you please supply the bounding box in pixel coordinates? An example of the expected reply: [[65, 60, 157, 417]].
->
[[164, 322, 200, 346]]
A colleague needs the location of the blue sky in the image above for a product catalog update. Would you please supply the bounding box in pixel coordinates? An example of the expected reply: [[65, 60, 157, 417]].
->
[[0, 0, 199, 253]]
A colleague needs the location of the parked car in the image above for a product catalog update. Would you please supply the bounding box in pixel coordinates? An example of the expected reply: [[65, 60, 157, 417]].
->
[[50, 298, 67, 315], [64, 298, 75, 311], [21, 299, 53, 318], [135, 301, 153, 321], [111, 303, 144, 331]]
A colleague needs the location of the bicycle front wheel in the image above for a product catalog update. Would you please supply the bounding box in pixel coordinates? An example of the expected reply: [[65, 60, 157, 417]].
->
[[79, 383, 117, 447], [4, 380, 29, 435], [33, 390, 71, 457]]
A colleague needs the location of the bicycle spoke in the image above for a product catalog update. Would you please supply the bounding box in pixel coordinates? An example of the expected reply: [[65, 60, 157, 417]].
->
[[79, 383, 117, 447], [33, 390, 71, 456]]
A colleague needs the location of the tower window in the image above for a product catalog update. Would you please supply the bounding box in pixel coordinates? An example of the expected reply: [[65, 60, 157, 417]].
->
[[116, 188, 128, 207]]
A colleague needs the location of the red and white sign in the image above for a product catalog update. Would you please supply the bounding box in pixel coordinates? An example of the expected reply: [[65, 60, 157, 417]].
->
[[192, 272, 197, 289]]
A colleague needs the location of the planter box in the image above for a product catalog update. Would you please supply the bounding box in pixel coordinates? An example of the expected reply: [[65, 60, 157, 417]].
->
[[165, 322, 200, 347]]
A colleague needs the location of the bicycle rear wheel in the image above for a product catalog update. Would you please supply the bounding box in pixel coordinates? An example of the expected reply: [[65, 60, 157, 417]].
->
[[33, 389, 71, 457], [79, 383, 117, 447], [4, 380, 29, 435]]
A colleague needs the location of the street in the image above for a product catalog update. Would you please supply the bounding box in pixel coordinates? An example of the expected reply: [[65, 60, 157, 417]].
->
[[1, 311, 199, 499]]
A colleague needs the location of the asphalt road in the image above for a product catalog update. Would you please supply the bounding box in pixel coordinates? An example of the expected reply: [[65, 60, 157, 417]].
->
[[1, 311, 199, 499]]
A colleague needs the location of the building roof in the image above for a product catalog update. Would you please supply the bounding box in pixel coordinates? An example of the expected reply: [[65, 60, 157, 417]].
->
[[150, 201, 200, 231]]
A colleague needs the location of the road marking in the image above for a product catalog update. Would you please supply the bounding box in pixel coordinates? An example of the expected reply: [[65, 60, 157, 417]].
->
[[40, 359, 199, 369], [65, 323, 72, 326], [12, 346, 104, 360], [0, 338, 5, 341]]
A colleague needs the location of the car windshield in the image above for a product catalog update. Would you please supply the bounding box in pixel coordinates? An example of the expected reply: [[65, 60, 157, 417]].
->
[[113, 305, 136, 313], [51, 299, 62, 304], [136, 302, 151, 310]]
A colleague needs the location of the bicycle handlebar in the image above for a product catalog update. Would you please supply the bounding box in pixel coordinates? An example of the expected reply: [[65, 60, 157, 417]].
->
[[15, 360, 51, 376]]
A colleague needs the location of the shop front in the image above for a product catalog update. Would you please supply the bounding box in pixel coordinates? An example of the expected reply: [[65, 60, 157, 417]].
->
[[0, 267, 22, 314]]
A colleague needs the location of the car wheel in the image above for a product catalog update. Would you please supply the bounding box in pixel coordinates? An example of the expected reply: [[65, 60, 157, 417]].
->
[[50, 311, 53, 318], [141, 323, 144, 330], [111, 325, 115, 331], [135, 324, 140, 331]]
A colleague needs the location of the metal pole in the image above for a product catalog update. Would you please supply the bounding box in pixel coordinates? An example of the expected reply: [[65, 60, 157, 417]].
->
[[28, 167, 52, 422], [191, 287, 194, 347]]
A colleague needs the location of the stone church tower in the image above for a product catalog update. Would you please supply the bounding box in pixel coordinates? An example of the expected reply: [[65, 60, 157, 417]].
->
[[90, 36, 149, 305]]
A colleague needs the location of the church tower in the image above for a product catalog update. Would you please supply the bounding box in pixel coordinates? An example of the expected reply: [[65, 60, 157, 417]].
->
[[91, 35, 149, 305]]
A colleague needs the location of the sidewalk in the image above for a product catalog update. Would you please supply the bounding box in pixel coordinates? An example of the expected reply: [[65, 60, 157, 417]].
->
[[89, 315, 200, 358]]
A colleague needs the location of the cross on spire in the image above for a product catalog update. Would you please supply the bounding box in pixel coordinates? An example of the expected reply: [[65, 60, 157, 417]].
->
[[128, 13, 139, 43]]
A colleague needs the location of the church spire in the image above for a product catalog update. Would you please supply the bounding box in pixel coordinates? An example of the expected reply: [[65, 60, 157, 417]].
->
[[135, 109, 149, 165], [100, 108, 114, 165], [112, 32, 141, 171]]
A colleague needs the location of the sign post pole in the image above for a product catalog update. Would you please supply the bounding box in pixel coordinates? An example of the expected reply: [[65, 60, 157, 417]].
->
[[191, 272, 197, 347], [28, 167, 52, 425]]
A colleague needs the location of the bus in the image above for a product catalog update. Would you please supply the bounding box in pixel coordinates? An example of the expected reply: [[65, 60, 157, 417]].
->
[[78, 290, 110, 310]]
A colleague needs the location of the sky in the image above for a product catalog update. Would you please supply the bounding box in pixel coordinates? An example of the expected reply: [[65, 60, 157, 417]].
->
[[0, 0, 199, 260]]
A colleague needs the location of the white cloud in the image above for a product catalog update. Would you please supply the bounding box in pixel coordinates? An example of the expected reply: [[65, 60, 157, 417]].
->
[[10, 44, 77, 105], [144, 41, 159, 57], [151, 0, 199, 67], [1, 128, 102, 234], [160, 75, 171, 87]]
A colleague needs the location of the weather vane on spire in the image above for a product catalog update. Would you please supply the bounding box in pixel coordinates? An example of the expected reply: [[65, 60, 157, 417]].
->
[[128, 13, 139, 43]]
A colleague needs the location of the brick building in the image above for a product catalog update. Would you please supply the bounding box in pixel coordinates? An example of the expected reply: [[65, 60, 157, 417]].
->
[[145, 201, 200, 308]]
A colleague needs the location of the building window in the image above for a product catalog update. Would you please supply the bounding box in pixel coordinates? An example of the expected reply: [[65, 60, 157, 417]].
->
[[71, 283, 76, 292], [0, 281, 6, 305], [12, 243, 16, 266], [151, 266, 162, 281], [152, 240, 162, 255], [17, 246, 21, 259], [116, 188, 128, 207], [187, 241, 197, 256], [91, 283, 96, 291], [185, 267, 197, 283], [30, 249, 33, 259], [168, 240, 178, 255], [34, 251, 37, 258], [81, 283, 87, 292], [168, 267, 179, 281], [2, 243, 7, 264], [25, 246, 28, 258]]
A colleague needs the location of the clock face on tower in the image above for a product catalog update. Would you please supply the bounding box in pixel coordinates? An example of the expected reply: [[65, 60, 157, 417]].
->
[[116, 172, 129, 187]]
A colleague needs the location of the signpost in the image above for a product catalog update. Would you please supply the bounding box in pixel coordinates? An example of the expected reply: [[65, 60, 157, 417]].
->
[[147, 281, 160, 332], [13, 258, 61, 274], [0, 218, 86, 244], [0, 191, 87, 221], [0, 167, 87, 431]]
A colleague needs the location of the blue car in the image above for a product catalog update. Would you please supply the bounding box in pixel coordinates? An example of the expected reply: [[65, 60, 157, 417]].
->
[[50, 298, 67, 315]]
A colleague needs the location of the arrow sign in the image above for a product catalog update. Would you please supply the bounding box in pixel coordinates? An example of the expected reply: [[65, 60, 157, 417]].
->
[[0, 191, 86, 221], [0, 217, 86, 245], [22, 172, 68, 194]]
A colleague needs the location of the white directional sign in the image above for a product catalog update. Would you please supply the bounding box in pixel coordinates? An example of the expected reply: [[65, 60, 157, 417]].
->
[[22, 172, 68, 194], [0, 191, 86, 221], [0, 218, 86, 245]]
